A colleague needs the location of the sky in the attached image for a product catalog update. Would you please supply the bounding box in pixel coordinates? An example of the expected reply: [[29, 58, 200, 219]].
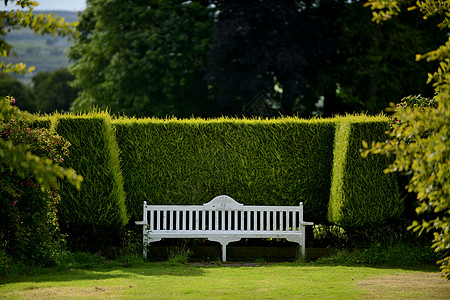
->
[[1, 0, 86, 11]]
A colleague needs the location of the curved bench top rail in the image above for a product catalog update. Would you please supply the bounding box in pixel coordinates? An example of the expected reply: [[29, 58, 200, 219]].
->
[[143, 205, 303, 211], [203, 195, 244, 210], [142, 195, 304, 211]]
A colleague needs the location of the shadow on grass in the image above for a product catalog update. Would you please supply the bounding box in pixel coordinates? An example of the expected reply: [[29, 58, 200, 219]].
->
[[0, 262, 206, 285]]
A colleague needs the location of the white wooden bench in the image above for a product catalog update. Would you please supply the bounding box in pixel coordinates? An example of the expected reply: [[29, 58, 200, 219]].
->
[[135, 195, 313, 262]]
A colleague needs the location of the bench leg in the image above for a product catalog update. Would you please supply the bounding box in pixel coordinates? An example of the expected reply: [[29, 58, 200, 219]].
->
[[208, 237, 241, 262], [301, 225, 306, 257], [143, 228, 148, 259], [222, 243, 227, 262]]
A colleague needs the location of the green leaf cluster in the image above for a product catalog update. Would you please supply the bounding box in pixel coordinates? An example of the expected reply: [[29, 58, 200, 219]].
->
[[364, 0, 450, 279], [0, 95, 80, 267], [0, 96, 81, 190], [362, 100, 450, 278], [1, 0, 77, 75]]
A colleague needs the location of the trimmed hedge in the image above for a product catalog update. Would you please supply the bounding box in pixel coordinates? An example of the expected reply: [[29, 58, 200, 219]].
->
[[114, 117, 336, 223], [328, 116, 402, 228], [54, 112, 128, 249], [34, 112, 403, 243]]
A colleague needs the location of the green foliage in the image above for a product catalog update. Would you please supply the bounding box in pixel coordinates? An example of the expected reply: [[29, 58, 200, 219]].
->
[[207, 0, 333, 115], [66, 0, 444, 117], [71, 252, 108, 269], [117, 254, 144, 268], [0, 249, 11, 278], [0, 96, 81, 189], [312, 225, 347, 248], [0, 73, 36, 112], [332, 1, 442, 114], [0, 102, 75, 267], [362, 99, 450, 278], [1, 0, 77, 75], [32, 68, 79, 113], [54, 112, 128, 251], [364, 0, 450, 280], [390, 94, 438, 127], [0, 69, 78, 114], [329, 116, 401, 229], [69, 0, 214, 117], [167, 245, 193, 264], [317, 240, 439, 267], [114, 117, 336, 223]]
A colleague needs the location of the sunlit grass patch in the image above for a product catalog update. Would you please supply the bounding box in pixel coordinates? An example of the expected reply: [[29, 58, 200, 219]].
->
[[1, 263, 448, 299]]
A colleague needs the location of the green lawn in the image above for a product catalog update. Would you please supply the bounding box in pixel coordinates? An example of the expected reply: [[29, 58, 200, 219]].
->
[[1, 263, 448, 299]]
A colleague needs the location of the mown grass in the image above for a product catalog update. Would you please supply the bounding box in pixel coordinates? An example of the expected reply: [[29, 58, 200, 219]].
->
[[1, 262, 448, 299]]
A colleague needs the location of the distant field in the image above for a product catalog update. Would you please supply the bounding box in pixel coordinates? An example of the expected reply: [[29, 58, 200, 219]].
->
[[4, 10, 77, 84]]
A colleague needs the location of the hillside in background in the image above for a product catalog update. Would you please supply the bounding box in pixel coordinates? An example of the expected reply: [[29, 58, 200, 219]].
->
[[4, 11, 78, 85]]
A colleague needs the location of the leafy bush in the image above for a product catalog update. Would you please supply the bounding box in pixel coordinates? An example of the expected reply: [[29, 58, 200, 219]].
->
[[312, 225, 347, 248], [362, 95, 450, 278], [317, 240, 439, 268], [0, 96, 71, 267], [168, 245, 193, 264], [390, 94, 438, 127], [0, 249, 11, 278]]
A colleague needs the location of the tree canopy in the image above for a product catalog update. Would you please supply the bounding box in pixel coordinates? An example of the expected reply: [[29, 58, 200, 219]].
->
[[0, 0, 77, 74], [0, 73, 35, 111], [70, 0, 215, 117], [68, 0, 444, 117], [363, 0, 450, 279], [206, 0, 333, 115], [32, 68, 79, 113], [0, 0, 81, 190]]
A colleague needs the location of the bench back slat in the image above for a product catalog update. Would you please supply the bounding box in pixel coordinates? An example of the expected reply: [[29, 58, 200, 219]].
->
[[146, 209, 305, 232]]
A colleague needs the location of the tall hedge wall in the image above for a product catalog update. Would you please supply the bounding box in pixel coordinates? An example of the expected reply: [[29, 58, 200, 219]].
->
[[54, 113, 128, 246], [38, 113, 403, 239], [114, 117, 336, 223], [328, 116, 402, 228]]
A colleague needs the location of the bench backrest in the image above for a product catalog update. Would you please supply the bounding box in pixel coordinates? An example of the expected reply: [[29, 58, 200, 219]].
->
[[141, 195, 305, 233]]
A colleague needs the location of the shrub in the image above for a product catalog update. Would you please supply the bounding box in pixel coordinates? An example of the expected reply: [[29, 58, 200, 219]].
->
[[317, 239, 440, 268], [362, 95, 450, 278], [390, 94, 438, 127], [0, 249, 11, 278], [0, 96, 71, 267]]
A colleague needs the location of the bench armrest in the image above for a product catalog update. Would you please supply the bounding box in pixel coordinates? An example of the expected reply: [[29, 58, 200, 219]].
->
[[300, 221, 314, 226], [135, 221, 147, 226]]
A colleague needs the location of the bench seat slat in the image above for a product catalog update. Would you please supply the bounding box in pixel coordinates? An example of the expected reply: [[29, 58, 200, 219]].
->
[[148, 231, 303, 238]]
